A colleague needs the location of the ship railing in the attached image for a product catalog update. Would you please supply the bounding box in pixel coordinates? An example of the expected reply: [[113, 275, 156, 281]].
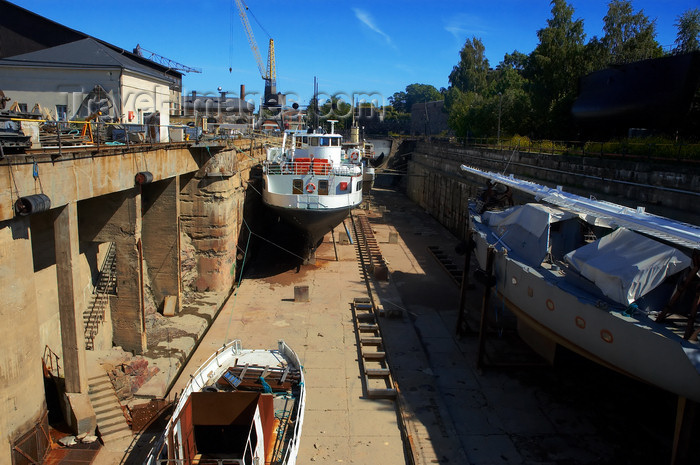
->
[[264, 159, 330, 175], [175, 339, 243, 412]]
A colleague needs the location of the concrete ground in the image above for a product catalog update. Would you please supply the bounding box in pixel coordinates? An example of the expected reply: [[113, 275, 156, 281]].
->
[[95, 186, 692, 465]]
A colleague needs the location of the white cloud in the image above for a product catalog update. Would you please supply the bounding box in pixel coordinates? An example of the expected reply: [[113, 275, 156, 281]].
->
[[353, 8, 393, 46], [444, 14, 489, 43]]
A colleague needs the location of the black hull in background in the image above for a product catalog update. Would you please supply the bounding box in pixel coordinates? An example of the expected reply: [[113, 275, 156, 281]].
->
[[266, 204, 353, 250], [572, 51, 700, 137]]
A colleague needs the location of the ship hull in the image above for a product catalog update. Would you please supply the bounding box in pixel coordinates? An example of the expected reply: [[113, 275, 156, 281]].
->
[[265, 203, 354, 248], [468, 202, 700, 403]]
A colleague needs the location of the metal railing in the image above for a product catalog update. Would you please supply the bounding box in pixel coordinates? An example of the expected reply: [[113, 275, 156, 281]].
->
[[84, 241, 117, 350], [263, 159, 362, 176], [448, 136, 700, 161], [42, 345, 61, 378]]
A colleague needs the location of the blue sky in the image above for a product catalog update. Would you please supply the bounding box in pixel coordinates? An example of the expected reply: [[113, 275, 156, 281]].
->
[[12, 0, 699, 107]]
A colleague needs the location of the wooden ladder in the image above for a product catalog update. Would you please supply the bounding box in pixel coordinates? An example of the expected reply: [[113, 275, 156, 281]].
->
[[352, 297, 396, 399]]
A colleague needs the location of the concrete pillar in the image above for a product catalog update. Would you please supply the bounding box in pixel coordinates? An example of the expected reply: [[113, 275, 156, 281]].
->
[[54, 202, 89, 394], [113, 190, 146, 354], [54, 202, 97, 436], [142, 177, 181, 314], [0, 218, 47, 463]]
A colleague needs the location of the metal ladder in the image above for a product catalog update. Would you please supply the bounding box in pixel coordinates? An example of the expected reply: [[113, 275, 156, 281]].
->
[[352, 297, 396, 399]]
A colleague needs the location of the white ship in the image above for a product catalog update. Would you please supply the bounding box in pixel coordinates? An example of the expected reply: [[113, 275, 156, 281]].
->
[[262, 121, 365, 251]]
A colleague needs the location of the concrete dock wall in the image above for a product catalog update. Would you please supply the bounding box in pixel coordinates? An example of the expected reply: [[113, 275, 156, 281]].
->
[[406, 141, 700, 240], [0, 138, 269, 463]]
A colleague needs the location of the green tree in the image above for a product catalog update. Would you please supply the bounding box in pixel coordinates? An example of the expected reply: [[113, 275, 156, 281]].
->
[[491, 54, 533, 137], [499, 51, 528, 71], [388, 91, 407, 113], [448, 37, 490, 94], [674, 8, 700, 54], [388, 84, 442, 114], [525, 0, 588, 137], [601, 0, 663, 64], [446, 89, 488, 140], [404, 83, 442, 110]]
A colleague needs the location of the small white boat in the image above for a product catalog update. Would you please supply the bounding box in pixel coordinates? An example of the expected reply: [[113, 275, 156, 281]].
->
[[461, 165, 700, 403], [262, 121, 365, 251], [145, 340, 305, 465]]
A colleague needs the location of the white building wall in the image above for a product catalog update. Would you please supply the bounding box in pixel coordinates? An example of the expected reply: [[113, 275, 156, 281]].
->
[[0, 67, 172, 142], [121, 71, 171, 142], [0, 67, 120, 120]]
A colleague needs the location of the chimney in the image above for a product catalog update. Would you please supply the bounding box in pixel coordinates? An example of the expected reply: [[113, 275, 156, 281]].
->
[[240, 84, 245, 100]]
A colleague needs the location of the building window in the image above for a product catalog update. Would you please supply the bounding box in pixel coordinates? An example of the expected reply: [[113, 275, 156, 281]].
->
[[55, 105, 67, 121]]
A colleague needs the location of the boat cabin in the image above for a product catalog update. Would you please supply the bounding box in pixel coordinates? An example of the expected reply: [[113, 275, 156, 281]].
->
[[166, 391, 275, 465]]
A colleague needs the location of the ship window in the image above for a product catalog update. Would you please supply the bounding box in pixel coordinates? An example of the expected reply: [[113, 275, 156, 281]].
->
[[320, 137, 330, 146], [356, 180, 362, 192], [293, 179, 303, 194], [296, 139, 302, 148], [310, 137, 319, 146], [302, 136, 308, 144], [318, 179, 328, 195], [331, 138, 340, 146]]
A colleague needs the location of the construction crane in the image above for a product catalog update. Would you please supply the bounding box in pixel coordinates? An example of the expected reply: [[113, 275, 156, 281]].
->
[[133, 44, 202, 74], [233, 0, 281, 107]]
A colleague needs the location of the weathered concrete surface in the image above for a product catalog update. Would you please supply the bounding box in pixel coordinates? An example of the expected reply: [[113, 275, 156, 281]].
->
[[142, 177, 181, 314], [0, 217, 47, 464], [0, 145, 208, 222], [62, 392, 96, 436], [408, 140, 700, 227]]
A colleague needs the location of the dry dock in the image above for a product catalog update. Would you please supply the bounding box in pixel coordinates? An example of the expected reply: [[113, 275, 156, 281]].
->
[[88, 187, 697, 465]]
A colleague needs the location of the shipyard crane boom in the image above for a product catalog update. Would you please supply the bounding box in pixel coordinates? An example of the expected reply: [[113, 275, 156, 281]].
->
[[133, 44, 202, 73], [233, 0, 278, 105]]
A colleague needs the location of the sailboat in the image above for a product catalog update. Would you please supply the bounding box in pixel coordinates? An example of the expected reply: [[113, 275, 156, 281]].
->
[[461, 165, 700, 403]]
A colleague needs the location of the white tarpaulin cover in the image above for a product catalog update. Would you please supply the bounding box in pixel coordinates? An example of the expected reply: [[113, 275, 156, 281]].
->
[[565, 228, 691, 305], [483, 204, 575, 265]]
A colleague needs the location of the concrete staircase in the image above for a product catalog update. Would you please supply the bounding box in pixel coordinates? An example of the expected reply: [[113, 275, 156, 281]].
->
[[87, 371, 132, 444]]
